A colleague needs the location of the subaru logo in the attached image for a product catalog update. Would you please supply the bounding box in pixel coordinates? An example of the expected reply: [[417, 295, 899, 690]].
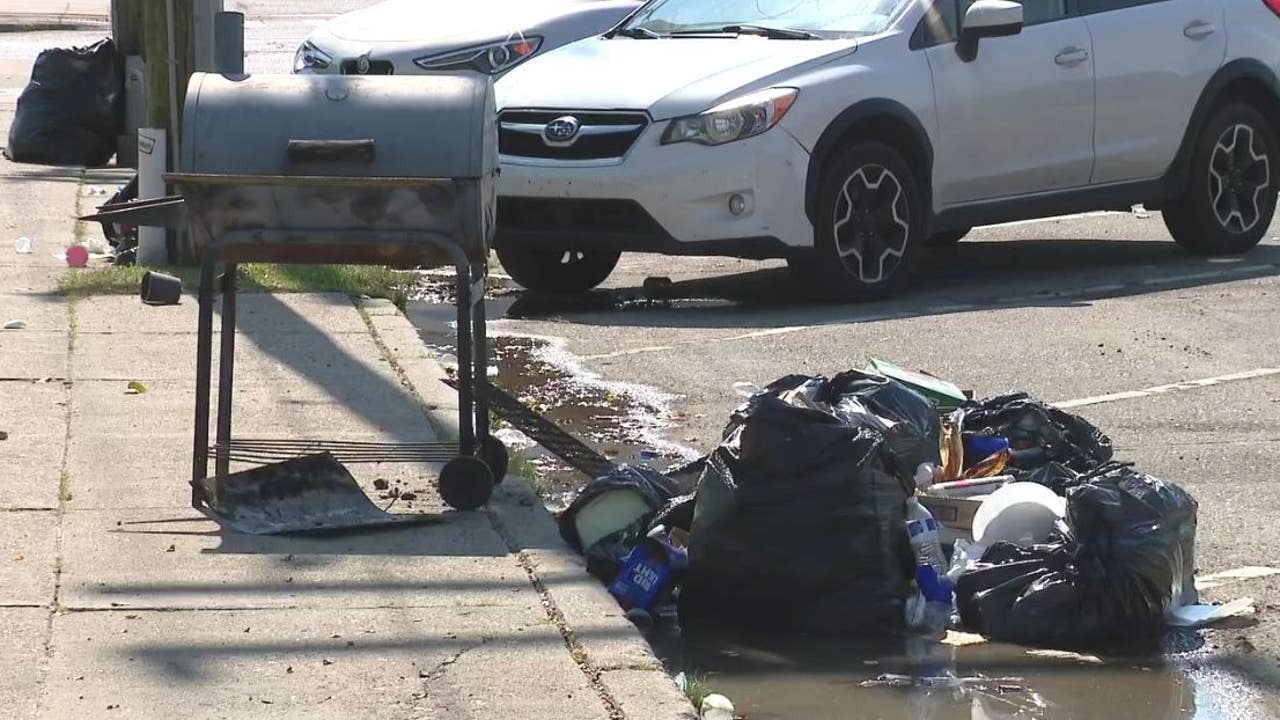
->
[[356, 54, 371, 74], [543, 116, 581, 145]]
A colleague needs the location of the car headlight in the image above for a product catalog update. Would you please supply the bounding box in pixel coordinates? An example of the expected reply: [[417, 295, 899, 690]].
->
[[413, 36, 543, 74], [662, 88, 799, 146], [293, 41, 333, 72]]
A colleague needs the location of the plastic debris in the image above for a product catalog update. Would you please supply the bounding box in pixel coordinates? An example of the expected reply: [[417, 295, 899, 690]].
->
[[972, 482, 1067, 547], [124, 380, 148, 395], [1196, 566, 1280, 590], [15, 236, 33, 254], [866, 358, 968, 411], [1166, 598, 1255, 628], [3, 320, 26, 330], [700, 693, 735, 720]]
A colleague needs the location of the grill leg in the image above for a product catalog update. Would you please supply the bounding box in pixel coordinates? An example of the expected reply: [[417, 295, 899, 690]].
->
[[214, 264, 238, 479], [473, 269, 490, 446], [192, 253, 219, 506], [454, 260, 476, 456]]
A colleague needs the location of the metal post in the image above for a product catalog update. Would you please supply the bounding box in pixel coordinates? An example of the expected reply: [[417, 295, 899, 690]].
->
[[164, 0, 182, 166], [192, 0, 224, 71], [215, 264, 238, 479], [213, 11, 244, 75]]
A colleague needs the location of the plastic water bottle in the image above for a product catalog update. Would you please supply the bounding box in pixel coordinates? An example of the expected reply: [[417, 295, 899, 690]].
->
[[906, 497, 948, 579], [15, 236, 33, 254]]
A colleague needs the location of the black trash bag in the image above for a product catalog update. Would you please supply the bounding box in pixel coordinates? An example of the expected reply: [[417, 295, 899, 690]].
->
[[960, 393, 1112, 474], [5, 38, 124, 167], [679, 387, 915, 635], [650, 492, 696, 534], [828, 370, 941, 480], [956, 466, 1197, 648], [558, 464, 680, 581]]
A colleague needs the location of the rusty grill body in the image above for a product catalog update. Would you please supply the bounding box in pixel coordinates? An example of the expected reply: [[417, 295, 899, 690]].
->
[[172, 72, 503, 523]]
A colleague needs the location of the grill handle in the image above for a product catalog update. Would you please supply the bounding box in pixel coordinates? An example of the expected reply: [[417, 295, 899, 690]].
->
[[286, 139, 376, 165]]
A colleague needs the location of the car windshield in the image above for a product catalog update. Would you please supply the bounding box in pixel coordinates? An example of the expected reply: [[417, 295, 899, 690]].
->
[[620, 0, 908, 37]]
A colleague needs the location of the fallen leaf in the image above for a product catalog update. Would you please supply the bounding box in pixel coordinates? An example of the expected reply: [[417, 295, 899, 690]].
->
[[3, 320, 24, 330], [373, 479, 389, 490], [125, 381, 148, 395]]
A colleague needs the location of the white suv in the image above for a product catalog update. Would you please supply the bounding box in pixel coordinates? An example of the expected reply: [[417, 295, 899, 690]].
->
[[494, 0, 1280, 298]]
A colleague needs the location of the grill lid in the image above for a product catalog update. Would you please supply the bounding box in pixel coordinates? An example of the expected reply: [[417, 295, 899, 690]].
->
[[181, 73, 496, 180]]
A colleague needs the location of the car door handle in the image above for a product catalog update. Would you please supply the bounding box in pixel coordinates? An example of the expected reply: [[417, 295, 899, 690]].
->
[[1054, 47, 1089, 67], [1184, 20, 1216, 39]]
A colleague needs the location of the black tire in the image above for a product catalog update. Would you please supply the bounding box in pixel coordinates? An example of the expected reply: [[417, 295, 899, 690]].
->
[[479, 436, 509, 485], [496, 245, 620, 293], [437, 456, 494, 511], [923, 228, 970, 247], [1163, 102, 1278, 255], [808, 141, 926, 300]]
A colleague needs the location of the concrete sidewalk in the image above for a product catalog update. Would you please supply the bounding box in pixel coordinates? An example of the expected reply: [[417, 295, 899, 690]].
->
[[0, 163, 692, 719], [0, 1, 109, 29]]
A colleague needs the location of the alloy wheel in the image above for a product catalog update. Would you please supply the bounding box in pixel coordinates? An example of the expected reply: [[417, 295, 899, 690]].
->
[[831, 165, 911, 284], [1208, 123, 1271, 234]]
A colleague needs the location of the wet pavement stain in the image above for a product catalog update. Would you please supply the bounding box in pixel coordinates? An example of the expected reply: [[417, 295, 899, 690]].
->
[[407, 294, 697, 504]]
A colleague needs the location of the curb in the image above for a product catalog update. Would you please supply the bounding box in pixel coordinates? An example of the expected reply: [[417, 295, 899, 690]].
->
[[0, 13, 110, 32], [358, 296, 697, 720]]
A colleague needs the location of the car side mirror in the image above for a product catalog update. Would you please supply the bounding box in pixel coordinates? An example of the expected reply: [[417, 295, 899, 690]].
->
[[957, 0, 1024, 62]]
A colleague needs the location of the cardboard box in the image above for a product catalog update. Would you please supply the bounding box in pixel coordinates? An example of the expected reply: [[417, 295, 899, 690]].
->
[[919, 494, 987, 545]]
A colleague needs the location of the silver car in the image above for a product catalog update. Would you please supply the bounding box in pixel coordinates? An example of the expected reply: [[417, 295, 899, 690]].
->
[[293, 0, 641, 77]]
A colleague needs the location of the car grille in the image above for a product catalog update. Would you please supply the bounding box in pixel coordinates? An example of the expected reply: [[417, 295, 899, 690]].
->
[[340, 59, 395, 75], [499, 110, 648, 160], [499, 198, 666, 237]]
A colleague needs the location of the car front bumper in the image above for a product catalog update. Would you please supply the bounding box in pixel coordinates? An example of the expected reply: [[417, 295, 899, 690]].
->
[[496, 123, 814, 259]]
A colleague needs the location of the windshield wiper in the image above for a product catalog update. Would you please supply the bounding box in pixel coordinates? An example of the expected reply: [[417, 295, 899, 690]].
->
[[612, 26, 664, 39], [669, 24, 820, 39]]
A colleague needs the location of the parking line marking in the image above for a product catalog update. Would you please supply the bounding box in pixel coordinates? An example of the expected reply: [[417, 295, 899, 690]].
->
[[1054, 367, 1280, 409]]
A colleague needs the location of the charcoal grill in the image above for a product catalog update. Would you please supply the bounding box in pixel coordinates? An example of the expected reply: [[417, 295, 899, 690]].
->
[[92, 72, 507, 525]]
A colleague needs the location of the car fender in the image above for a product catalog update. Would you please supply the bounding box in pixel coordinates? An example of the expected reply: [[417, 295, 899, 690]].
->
[[803, 98, 934, 226]]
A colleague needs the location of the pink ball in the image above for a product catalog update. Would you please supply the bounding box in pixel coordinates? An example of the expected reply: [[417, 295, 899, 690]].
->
[[65, 244, 89, 268]]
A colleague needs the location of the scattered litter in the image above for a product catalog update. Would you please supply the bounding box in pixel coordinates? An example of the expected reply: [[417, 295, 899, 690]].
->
[[164, 544, 175, 553], [0, 431, 7, 441], [191, 453, 445, 535], [15, 236, 33, 254], [866, 358, 968, 411], [700, 693, 734, 720], [558, 464, 679, 581], [373, 479, 389, 491], [1026, 649, 1103, 664], [140, 271, 182, 305], [1131, 204, 1151, 219], [609, 525, 688, 613], [1166, 598, 1255, 628], [2, 320, 25, 330], [941, 630, 988, 647], [321, 658, 334, 666], [65, 244, 89, 268], [1196, 566, 1280, 590], [124, 380, 147, 395]]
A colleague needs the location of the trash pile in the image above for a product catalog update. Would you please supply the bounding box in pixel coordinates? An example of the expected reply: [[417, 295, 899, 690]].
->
[[557, 359, 1250, 649]]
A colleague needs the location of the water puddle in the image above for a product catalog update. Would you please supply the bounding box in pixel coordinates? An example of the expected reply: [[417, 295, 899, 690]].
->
[[660, 630, 1264, 720]]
